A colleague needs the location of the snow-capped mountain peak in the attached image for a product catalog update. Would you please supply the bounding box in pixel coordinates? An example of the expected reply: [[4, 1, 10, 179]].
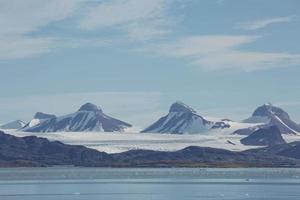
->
[[142, 102, 213, 134], [22, 103, 132, 133], [243, 103, 300, 135], [169, 101, 196, 113]]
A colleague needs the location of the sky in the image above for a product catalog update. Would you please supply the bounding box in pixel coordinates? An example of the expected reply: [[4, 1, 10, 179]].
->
[[0, 0, 300, 128]]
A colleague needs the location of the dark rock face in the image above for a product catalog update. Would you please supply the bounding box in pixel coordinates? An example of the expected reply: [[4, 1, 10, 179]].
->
[[245, 141, 300, 160], [0, 131, 112, 167], [211, 121, 230, 129], [277, 143, 300, 160], [233, 127, 253, 135], [244, 104, 300, 135], [142, 102, 213, 134], [113, 146, 300, 168], [33, 112, 56, 120], [1, 131, 300, 167], [233, 126, 261, 135], [269, 116, 300, 135], [23, 103, 132, 133], [240, 126, 286, 146]]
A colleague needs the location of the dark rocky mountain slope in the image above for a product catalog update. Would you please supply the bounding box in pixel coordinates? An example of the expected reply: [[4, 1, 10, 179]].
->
[[0, 131, 112, 167], [240, 125, 286, 146]]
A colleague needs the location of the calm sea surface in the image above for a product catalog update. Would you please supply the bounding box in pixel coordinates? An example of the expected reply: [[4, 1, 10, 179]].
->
[[0, 168, 300, 200]]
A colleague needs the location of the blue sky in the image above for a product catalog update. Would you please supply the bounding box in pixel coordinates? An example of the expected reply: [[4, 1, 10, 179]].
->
[[0, 0, 300, 127]]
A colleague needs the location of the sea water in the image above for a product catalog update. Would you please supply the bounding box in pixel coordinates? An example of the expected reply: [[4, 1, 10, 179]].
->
[[0, 168, 300, 200]]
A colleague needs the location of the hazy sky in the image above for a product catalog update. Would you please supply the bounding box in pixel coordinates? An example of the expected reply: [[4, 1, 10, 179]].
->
[[0, 0, 300, 128]]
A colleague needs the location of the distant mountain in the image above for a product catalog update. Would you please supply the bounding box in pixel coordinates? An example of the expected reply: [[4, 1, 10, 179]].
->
[[34, 112, 56, 120], [22, 103, 132, 132], [0, 120, 26, 130], [141, 102, 214, 134], [211, 120, 231, 129], [22, 112, 56, 129], [240, 126, 286, 146], [1, 131, 300, 167], [243, 103, 300, 135]]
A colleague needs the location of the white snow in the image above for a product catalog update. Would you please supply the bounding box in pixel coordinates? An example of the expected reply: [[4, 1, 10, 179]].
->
[[183, 116, 212, 133], [2, 118, 274, 154], [283, 134, 300, 143], [5, 128, 293, 154], [28, 119, 41, 127]]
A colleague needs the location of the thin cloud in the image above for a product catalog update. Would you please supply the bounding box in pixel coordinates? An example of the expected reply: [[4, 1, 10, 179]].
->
[[148, 35, 300, 71], [239, 16, 294, 30], [79, 0, 174, 41], [0, 36, 54, 59], [0, 0, 175, 60], [0, 0, 83, 60], [0, 0, 299, 73], [79, 0, 167, 29]]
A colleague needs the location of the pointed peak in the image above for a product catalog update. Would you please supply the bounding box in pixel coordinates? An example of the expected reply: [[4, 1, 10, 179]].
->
[[169, 101, 196, 113], [78, 103, 102, 112], [33, 112, 56, 120]]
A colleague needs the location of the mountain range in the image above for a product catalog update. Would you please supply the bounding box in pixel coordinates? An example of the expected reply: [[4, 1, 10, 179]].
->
[[1, 101, 300, 168], [22, 103, 132, 132], [141, 101, 235, 134], [1, 130, 300, 167], [142, 102, 300, 135], [0, 101, 299, 136]]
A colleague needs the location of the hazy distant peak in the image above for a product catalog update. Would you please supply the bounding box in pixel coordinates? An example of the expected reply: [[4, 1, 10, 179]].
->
[[33, 112, 56, 120], [78, 103, 102, 112]]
